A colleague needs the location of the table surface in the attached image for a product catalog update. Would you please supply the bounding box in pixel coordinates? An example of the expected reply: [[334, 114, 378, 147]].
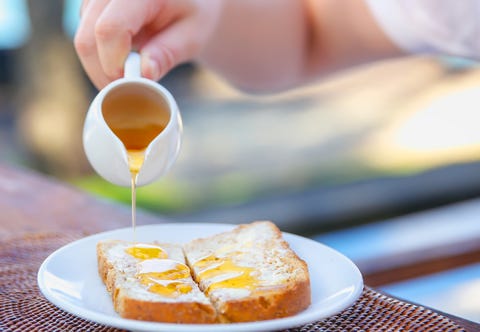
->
[[0, 163, 479, 331]]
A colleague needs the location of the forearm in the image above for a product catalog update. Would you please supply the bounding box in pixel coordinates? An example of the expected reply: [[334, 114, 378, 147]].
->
[[305, 0, 402, 77], [197, 0, 309, 93], [198, 0, 402, 93]]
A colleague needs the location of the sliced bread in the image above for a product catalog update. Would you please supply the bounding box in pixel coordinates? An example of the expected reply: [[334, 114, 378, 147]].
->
[[97, 240, 217, 323], [183, 221, 311, 322]]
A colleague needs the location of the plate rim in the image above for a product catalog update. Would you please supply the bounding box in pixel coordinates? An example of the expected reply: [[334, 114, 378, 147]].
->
[[37, 223, 364, 332]]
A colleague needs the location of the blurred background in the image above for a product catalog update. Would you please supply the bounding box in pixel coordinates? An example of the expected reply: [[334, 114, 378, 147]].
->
[[0, 0, 479, 323]]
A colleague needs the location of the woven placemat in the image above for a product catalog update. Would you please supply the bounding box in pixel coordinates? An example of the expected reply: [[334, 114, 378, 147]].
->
[[0, 232, 466, 332]]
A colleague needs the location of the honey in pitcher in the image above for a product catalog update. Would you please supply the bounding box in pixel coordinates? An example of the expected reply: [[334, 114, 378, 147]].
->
[[102, 84, 170, 238], [102, 84, 170, 151]]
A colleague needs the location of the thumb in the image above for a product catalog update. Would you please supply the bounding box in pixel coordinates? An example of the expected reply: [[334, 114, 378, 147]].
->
[[140, 20, 202, 81]]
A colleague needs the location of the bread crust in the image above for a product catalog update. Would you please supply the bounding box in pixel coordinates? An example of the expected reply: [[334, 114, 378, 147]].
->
[[97, 241, 116, 293], [115, 293, 217, 323], [217, 279, 311, 322]]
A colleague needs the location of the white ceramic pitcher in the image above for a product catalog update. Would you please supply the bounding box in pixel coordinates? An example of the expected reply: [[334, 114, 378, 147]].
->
[[83, 53, 182, 187]]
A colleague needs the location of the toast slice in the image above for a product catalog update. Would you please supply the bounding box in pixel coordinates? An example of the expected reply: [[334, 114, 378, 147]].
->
[[183, 221, 311, 322], [97, 240, 217, 323]]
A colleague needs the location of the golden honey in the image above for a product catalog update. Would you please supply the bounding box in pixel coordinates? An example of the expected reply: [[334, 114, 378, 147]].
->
[[194, 254, 259, 294], [136, 260, 193, 297], [127, 150, 146, 175], [147, 281, 193, 297], [125, 245, 168, 260], [102, 85, 170, 151], [137, 264, 191, 281]]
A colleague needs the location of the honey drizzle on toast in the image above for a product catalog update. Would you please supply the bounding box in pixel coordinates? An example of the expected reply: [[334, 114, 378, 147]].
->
[[194, 252, 260, 294], [125, 245, 193, 297]]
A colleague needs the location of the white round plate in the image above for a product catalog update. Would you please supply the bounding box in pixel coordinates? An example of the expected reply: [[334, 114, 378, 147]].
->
[[38, 223, 363, 332]]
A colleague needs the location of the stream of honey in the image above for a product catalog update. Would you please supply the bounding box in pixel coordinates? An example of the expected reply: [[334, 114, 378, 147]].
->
[[102, 84, 170, 240]]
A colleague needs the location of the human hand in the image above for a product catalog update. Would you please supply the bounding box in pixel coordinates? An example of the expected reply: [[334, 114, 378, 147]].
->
[[74, 0, 222, 89]]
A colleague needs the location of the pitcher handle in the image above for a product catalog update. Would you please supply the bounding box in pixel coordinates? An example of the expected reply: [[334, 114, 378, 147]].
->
[[124, 52, 141, 79]]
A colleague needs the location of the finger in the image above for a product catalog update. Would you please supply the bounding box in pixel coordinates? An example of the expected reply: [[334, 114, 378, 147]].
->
[[74, 0, 111, 89], [80, 0, 90, 17], [140, 19, 201, 80], [95, 0, 163, 80]]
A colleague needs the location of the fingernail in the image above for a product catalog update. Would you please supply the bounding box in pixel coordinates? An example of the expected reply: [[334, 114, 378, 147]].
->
[[141, 52, 160, 79]]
